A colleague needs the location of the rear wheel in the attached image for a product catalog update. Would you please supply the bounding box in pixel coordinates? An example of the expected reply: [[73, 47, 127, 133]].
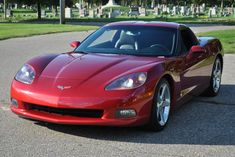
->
[[148, 79, 171, 131], [205, 57, 222, 96]]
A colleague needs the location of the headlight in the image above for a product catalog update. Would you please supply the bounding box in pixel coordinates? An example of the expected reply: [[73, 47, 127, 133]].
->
[[106, 72, 147, 90], [15, 64, 35, 84]]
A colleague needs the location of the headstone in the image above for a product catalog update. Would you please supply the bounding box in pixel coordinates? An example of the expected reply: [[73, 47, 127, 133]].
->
[[196, 6, 200, 14], [180, 6, 186, 16], [162, 5, 167, 12], [172, 6, 177, 15], [209, 7, 217, 17], [139, 7, 146, 16], [166, 7, 170, 14], [227, 7, 234, 14], [89, 9, 95, 18], [154, 7, 160, 15], [65, 7, 72, 18], [211, 7, 216, 16], [129, 6, 139, 16], [41, 9, 46, 18], [6, 9, 13, 17], [208, 9, 212, 18], [79, 8, 87, 17]]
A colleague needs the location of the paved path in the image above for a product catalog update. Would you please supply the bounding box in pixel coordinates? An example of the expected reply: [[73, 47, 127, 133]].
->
[[190, 24, 235, 33], [0, 25, 234, 157]]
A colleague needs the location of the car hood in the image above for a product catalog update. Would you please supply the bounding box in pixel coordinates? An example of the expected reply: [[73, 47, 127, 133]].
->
[[40, 53, 165, 80]]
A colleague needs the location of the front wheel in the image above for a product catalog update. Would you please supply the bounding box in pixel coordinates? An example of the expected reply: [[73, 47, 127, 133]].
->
[[148, 79, 171, 131]]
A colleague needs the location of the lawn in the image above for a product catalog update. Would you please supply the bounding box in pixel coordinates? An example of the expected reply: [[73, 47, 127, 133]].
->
[[197, 29, 235, 54], [0, 23, 99, 40]]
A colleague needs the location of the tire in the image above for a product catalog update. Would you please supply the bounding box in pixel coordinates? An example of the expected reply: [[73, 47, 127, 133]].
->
[[148, 78, 171, 131], [204, 57, 222, 97]]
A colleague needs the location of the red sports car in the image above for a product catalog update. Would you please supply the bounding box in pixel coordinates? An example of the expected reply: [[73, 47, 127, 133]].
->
[[11, 21, 223, 131]]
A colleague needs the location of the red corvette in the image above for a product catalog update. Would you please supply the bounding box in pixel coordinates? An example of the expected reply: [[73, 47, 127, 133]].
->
[[10, 21, 223, 131]]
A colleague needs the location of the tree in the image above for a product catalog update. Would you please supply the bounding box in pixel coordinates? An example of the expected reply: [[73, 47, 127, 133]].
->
[[4, 0, 6, 19]]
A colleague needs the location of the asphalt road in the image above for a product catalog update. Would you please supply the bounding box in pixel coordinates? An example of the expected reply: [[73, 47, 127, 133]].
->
[[0, 25, 235, 157]]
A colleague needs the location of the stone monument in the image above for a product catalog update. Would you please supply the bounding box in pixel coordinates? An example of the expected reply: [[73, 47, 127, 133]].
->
[[65, 7, 72, 18]]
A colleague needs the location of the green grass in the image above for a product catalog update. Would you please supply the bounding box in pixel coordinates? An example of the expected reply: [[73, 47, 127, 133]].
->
[[0, 23, 99, 40], [198, 29, 235, 54]]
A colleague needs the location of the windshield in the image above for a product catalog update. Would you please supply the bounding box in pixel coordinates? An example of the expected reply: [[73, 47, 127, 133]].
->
[[75, 25, 177, 56]]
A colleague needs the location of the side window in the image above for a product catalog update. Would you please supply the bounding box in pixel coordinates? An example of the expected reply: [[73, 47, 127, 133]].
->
[[180, 28, 198, 54], [89, 29, 117, 47]]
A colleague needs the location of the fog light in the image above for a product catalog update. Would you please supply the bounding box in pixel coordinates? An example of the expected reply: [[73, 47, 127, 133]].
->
[[11, 98, 18, 107], [116, 109, 136, 118]]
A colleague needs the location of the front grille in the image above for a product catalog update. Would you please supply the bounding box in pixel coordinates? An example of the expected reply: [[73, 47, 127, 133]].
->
[[26, 103, 103, 118]]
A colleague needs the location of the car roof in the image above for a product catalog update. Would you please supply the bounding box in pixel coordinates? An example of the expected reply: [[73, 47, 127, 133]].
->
[[105, 21, 186, 29]]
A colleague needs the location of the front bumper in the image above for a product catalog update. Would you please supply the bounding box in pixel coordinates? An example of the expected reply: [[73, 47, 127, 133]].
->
[[10, 80, 154, 126]]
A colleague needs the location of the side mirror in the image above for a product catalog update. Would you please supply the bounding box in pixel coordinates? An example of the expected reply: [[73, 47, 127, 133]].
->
[[70, 41, 81, 49], [187, 45, 206, 60]]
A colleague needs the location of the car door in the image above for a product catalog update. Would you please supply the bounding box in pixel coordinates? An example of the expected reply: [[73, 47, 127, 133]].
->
[[177, 27, 207, 97]]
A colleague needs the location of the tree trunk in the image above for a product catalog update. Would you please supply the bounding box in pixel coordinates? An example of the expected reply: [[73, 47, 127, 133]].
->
[[221, 0, 224, 10], [3, 0, 7, 19], [60, 0, 65, 24], [55, 5, 58, 16], [37, 0, 41, 20]]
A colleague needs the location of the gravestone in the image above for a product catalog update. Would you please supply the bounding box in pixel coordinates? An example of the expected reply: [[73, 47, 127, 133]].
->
[[227, 7, 234, 14], [139, 7, 146, 16], [211, 7, 216, 16], [79, 8, 87, 17], [162, 5, 167, 12], [65, 7, 72, 18], [196, 6, 200, 14], [6, 9, 13, 17], [166, 7, 170, 14], [209, 7, 217, 17], [154, 6, 160, 15], [180, 6, 186, 16], [89, 9, 95, 18], [172, 6, 177, 15], [41, 9, 46, 18], [208, 9, 212, 18], [129, 6, 139, 16]]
